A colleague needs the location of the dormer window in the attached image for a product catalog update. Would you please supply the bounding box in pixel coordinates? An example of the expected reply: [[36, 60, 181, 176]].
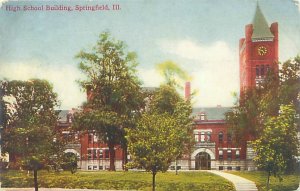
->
[[199, 112, 207, 120]]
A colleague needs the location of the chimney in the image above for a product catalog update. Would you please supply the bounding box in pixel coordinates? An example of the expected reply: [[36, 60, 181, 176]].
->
[[185, 81, 191, 100]]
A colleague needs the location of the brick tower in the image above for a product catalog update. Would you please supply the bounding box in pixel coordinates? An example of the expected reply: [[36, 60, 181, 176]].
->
[[239, 3, 279, 96]]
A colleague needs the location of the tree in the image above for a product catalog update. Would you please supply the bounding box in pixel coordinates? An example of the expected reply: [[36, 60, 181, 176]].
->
[[252, 105, 298, 190], [126, 112, 192, 191], [226, 58, 298, 131], [1, 79, 61, 191], [226, 56, 300, 172], [156, 60, 190, 88], [126, 82, 193, 191], [74, 32, 144, 171], [279, 56, 300, 132]]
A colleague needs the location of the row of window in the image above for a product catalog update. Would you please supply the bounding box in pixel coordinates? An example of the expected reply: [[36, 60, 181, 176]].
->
[[194, 132, 211, 142], [87, 165, 110, 170], [87, 149, 109, 160], [256, 64, 270, 77], [218, 150, 240, 160], [219, 166, 241, 171], [194, 131, 232, 143]]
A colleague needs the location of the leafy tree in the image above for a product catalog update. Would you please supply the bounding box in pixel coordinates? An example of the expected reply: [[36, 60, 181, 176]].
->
[[226, 56, 300, 172], [149, 84, 181, 115], [156, 60, 190, 87], [279, 56, 300, 130], [126, 82, 193, 190], [1, 79, 61, 191], [252, 105, 298, 190], [126, 112, 192, 191], [74, 32, 144, 171]]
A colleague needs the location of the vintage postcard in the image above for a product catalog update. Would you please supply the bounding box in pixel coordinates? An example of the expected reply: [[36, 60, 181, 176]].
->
[[0, 0, 299, 190]]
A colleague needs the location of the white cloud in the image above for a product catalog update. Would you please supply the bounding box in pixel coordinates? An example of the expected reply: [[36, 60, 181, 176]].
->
[[0, 61, 86, 109], [158, 39, 239, 107]]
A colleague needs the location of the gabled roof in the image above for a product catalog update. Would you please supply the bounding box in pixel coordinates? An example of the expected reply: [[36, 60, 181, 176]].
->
[[251, 3, 274, 41], [192, 107, 231, 120]]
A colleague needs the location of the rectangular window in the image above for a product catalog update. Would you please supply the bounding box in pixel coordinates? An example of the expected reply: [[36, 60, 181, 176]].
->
[[236, 150, 240, 160], [219, 150, 223, 160], [200, 113, 206, 120], [99, 149, 103, 159], [219, 166, 223, 170], [87, 150, 92, 160], [227, 150, 232, 160], [105, 149, 109, 159], [236, 166, 241, 171], [227, 166, 232, 170], [207, 132, 211, 142], [194, 134, 199, 142], [200, 132, 205, 142], [88, 165, 92, 170], [261, 65, 265, 76], [93, 149, 97, 160]]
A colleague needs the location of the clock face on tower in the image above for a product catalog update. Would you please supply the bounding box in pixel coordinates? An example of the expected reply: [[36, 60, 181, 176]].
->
[[257, 46, 268, 56]]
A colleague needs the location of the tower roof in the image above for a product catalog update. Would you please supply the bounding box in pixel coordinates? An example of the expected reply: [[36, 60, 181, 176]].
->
[[251, 3, 274, 41]]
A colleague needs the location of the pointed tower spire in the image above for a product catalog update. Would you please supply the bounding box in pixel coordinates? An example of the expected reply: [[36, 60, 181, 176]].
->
[[251, 2, 274, 41]]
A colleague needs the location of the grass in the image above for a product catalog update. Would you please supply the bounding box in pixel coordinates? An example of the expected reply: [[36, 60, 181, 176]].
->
[[228, 171, 300, 191], [0, 170, 234, 191]]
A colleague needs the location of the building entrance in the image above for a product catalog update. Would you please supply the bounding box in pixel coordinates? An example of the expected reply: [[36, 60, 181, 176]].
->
[[195, 152, 211, 170]]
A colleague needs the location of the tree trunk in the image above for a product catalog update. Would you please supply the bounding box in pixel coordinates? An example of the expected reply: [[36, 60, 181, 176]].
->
[[108, 143, 116, 171], [34, 169, 38, 191], [175, 159, 178, 175], [266, 171, 271, 191], [152, 171, 156, 191], [123, 145, 128, 171]]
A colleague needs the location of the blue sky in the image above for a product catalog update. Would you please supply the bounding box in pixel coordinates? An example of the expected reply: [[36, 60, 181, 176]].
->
[[0, 0, 299, 109]]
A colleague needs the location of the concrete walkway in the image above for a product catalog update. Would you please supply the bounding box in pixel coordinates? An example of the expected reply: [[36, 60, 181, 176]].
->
[[294, 182, 300, 191], [209, 170, 258, 191]]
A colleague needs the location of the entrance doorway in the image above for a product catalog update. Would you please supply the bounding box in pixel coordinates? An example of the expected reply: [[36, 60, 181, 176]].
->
[[195, 152, 211, 170]]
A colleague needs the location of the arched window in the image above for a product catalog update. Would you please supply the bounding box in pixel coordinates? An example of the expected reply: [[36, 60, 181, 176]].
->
[[218, 132, 223, 143], [256, 65, 260, 76]]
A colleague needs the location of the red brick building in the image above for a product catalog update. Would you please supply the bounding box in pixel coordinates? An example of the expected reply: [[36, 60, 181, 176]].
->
[[61, 3, 279, 171]]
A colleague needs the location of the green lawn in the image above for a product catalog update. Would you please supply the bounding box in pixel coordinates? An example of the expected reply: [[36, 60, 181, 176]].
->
[[0, 170, 234, 191], [228, 171, 300, 191]]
